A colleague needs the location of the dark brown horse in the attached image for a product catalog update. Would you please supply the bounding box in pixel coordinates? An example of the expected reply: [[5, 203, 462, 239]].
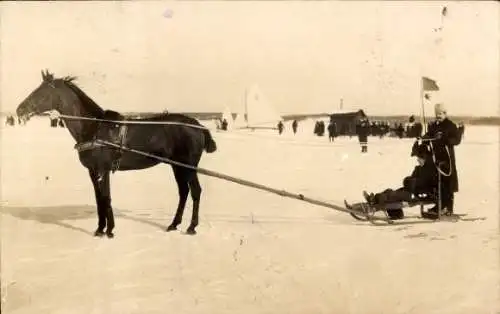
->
[[16, 70, 217, 238]]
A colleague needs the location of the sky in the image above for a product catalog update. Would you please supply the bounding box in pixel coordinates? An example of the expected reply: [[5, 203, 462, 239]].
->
[[1, 1, 498, 116]]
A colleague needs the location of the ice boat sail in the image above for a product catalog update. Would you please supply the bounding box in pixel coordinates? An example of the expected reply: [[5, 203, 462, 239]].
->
[[237, 85, 282, 130]]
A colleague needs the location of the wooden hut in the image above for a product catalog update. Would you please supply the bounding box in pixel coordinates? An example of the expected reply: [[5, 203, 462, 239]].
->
[[329, 109, 367, 136]]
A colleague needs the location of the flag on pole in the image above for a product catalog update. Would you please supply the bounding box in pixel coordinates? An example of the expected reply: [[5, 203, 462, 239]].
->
[[422, 77, 439, 91], [420, 77, 440, 133], [442, 6, 448, 17]]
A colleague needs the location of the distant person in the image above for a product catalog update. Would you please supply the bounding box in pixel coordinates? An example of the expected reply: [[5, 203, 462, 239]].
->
[[317, 121, 325, 136], [5, 115, 14, 126], [406, 115, 423, 138], [277, 121, 284, 135], [292, 119, 298, 135], [356, 118, 370, 153], [422, 103, 462, 215], [396, 123, 405, 138], [458, 122, 465, 141], [414, 121, 423, 138], [221, 118, 228, 131], [383, 121, 390, 137], [377, 121, 384, 138], [370, 121, 377, 136], [372, 121, 378, 137], [405, 116, 414, 138], [327, 121, 337, 142]]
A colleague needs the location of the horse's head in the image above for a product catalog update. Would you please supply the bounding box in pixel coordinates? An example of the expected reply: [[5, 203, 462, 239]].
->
[[16, 70, 76, 122]]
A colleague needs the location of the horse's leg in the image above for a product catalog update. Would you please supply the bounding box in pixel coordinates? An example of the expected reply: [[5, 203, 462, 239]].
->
[[166, 166, 190, 232], [186, 173, 201, 235], [100, 172, 115, 238], [89, 169, 106, 237]]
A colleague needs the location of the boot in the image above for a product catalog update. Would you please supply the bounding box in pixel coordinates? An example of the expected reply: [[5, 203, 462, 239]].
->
[[422, 210, 439, 220], [427, 204, 447, 216], [442, 194, 455, 215], [427, 205, 439, 214]]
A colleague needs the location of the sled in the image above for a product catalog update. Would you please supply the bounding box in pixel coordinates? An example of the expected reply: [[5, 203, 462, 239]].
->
[[343, 199, 485, 225]]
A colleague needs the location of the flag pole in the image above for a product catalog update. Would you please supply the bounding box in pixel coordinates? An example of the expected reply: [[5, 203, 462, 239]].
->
[[420, 77, 427, 134]]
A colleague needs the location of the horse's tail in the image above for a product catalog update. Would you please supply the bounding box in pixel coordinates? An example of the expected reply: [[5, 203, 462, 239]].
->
[[203, 128, 217, 153]]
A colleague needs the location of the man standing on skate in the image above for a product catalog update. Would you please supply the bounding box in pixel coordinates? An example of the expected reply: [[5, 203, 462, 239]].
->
[[423, 103, 462, 215]]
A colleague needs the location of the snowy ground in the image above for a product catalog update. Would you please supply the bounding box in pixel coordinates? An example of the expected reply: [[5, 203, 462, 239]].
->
[[1, 117, 499, 314]]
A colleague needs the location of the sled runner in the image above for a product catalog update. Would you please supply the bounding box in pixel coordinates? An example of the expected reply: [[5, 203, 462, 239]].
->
[[343, 198, 484, 225]]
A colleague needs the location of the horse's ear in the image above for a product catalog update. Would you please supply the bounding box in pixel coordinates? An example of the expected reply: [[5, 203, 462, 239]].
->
[[42, 69, 54, 83], [41, 70, 46, 81]]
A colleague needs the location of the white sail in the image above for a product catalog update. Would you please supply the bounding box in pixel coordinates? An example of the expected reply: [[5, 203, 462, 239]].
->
[[244, 85, 282, 128], [233, 111, 247, 128]]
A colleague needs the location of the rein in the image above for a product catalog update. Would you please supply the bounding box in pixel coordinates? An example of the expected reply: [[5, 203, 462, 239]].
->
[[49, 111, 207, 171], [48, 111, 208, 171], [428, 140, 453, 177], [43, 112, 209, 130]]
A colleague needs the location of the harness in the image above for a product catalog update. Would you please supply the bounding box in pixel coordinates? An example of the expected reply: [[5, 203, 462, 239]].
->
[[74, 123, 128, 173]]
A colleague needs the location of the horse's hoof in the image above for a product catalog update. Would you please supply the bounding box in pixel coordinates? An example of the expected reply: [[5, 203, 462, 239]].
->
[[94, 230, 105, 237], [186, 228, 197, 235], [106, 232, 114, 239], [166, 225, 177, 232]]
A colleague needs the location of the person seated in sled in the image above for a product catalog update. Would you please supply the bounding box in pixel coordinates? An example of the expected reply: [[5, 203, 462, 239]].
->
[[363, 141, 438, 209]]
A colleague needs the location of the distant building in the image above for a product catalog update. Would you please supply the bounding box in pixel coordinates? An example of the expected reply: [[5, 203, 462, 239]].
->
[[329, 109, 367, 136]]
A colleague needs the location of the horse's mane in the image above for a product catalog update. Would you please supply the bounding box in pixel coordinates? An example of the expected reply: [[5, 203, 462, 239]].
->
[[57, 75, 201, 126], [60, 76, 105, 118]]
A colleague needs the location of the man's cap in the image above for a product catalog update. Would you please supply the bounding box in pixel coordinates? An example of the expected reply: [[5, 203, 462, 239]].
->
[[434, 103, 447, 114]]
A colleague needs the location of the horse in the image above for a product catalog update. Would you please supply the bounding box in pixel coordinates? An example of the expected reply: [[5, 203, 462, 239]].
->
[[16, 69, 217, 238]]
